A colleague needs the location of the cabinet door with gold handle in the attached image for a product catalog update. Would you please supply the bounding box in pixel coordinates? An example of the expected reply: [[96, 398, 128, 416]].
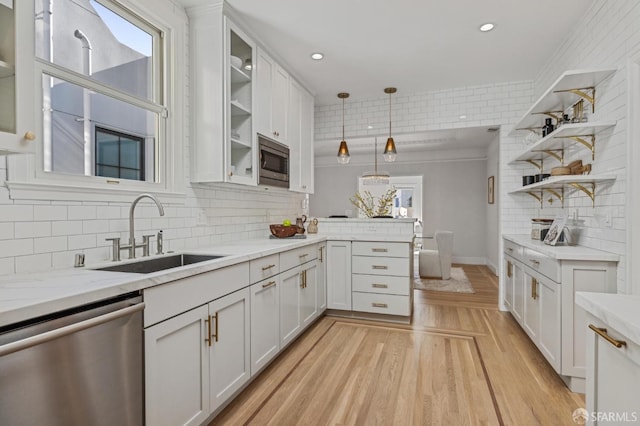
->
[[507, 261, 513, 278], [531, 278, 538, 300], [211, 311, 219, 342], [205, 315, 212, 347], [589, 324, 627, 348]]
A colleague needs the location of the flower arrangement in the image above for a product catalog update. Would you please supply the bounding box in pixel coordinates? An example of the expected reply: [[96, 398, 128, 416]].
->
[[349, 187, 397, 218]]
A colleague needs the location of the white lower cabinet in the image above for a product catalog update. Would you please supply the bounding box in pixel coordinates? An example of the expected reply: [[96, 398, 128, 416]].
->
[[279, 260, 318, 347], [145, 305, 210, 426], [208, 288, 251, 413], [301, 262, 317, 327], [250, 276, 280, 375], [317, 242, 327, 311], [586, 314, 640, 425], [326, 240, 352, 310], [144, 242, 325, 424], [279, 266, 302, 347], [522, 270, 561, 371], [503, 236, 617, 392]]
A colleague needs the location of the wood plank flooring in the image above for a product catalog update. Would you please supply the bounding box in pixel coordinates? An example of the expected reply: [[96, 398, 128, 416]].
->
[[211, 264, 585, 425]]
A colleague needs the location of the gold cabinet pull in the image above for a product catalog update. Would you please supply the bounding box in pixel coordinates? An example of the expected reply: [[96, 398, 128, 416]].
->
[[212, 312, 219, 342], [372, 303, 388, 308], [589, 324, 627, 348], [531, 278, 538, 300], [319, 246, 323, 262], [529, 259, 540, 266], [372, 283, 388, 288], [261, 264, 276, 271], [372, 248, 388, 252], [299, 253, 308, 259], [507, 261, 512, 278], [262, 280, 276, 289], [205, 315, 212, 347], [507, 247, 513, 253], [372, 265, 388, 270], [300, 271, 306, 289]]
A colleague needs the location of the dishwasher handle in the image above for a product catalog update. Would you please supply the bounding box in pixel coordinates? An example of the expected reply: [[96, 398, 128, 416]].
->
[[0, 302, 145, 357]]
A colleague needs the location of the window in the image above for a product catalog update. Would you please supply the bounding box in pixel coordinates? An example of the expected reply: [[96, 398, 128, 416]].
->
[[8, 0, 185, 200], [95, 127, 145, 181], [35, 0, 162, 182]]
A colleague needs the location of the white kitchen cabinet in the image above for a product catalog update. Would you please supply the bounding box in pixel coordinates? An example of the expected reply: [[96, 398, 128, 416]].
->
[[279, 265, 302, 347], [578, 298, 640, 426], [503, 258, 514, 310], [351, 241, 412, 318], [288, 78, 315, 193], [255, 48, 288, 145], [250, 276, 280, 375], [189, 8, 257, 185], [300, 262, 317, 327], [512, 261, 524, 325], [145, 305, 210, 426], [208, 287, 251, 413], [523, 271, 540, 342], [586, 323, 640, 425], [317, 242, 327, 312], [0, 0, 36, 154], [326, 240, 352, 310], [502, 235, 617, 392]]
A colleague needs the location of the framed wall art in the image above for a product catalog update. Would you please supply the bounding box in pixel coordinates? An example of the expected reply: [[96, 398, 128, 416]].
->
[[488, 176, 495, 204]]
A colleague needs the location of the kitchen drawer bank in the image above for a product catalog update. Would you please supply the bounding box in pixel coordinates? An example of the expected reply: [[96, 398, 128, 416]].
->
[[144, 238, 326, 425], [326, 237, 414, 324], [502, 234, 618, 393]]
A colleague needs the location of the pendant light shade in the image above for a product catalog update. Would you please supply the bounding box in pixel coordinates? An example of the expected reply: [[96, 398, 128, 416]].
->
[[337, 92, 350, 164], [383, 87, 397, 162], [362, 137, 391, 185]]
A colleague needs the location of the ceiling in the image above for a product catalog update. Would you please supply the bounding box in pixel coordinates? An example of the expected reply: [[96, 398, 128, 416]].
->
[[178, 0, 594, 153], [213, 0, 593, 106]]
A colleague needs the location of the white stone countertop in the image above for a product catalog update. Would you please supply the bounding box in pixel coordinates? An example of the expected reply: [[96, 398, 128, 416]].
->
[[317, 217, 416, 223], [576, 292, 640, 347], [318, 233, 415, 243], [503, 234, 620, 262], [0, 232, 415, 328]]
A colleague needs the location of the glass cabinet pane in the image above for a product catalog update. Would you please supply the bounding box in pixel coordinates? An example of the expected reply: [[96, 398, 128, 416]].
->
[[0, 0, 16, 134]]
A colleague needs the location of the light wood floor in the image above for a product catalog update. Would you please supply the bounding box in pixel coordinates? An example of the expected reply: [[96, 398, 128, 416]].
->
[[211, 265, 585, 425]]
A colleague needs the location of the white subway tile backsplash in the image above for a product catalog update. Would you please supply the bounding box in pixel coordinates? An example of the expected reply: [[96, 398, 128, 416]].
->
[[15, 254, 52, 274], [0, 239, 33, 258], [15, 222, 51, 239], [0, 205, 34, 222], [34, 236, 68, 254], [34, 206, 67, 221]]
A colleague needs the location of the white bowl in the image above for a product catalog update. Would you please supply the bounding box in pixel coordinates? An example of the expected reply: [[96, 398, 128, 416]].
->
[[230, 56, 242, 69]]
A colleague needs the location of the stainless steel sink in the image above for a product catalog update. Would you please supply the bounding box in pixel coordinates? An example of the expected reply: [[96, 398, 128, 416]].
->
[[96, 254, 225, 274]]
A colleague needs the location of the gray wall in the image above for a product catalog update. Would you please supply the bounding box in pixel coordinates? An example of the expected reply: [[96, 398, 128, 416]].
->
[[311, 157, 488, 262]]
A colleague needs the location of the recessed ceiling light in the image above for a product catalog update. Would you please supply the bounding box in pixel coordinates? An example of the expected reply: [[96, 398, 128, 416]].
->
[[459, 114, 467, 120], [311, 52, 324, 60], [479, 23, 495, 32]]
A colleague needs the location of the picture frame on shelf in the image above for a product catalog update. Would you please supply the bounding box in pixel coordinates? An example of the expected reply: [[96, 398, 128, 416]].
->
[[543, 215, 568, 246], [488, 176, 495, 204]]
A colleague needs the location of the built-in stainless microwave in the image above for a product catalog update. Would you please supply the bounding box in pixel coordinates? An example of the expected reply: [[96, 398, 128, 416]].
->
[[258, 135, 289, 188]]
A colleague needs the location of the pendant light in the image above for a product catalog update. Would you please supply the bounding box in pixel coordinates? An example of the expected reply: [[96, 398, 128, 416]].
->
[[337, 92, 350, 164], [361, 136, 391, 185], [383, 87, 397, 162]]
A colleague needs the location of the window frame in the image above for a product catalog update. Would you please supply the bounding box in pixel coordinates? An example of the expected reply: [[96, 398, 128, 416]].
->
[[6, 0, 185, 203], [95, 125, 146, 181]]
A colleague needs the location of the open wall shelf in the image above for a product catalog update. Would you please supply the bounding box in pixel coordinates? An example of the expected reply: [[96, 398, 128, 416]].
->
[[510, 68, 616, 136], [509, 121, 616, 168], [509, 175, 616, 208]]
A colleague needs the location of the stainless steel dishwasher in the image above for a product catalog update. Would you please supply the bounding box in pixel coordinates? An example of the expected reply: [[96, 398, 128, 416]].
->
[[0, 292, 144, 426]]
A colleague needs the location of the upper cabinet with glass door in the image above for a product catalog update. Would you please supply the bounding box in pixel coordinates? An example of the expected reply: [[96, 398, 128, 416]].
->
[[189, 5, 257, 185], [0, 0, 36, 154]]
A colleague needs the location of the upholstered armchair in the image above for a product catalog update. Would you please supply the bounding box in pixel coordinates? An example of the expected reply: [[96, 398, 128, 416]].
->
[[418, 231, 454, 279]]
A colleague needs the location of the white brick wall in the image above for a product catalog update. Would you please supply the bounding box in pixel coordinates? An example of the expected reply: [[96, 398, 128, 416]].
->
[[314, 0, 640, 293], [0, 155, 305, 275]]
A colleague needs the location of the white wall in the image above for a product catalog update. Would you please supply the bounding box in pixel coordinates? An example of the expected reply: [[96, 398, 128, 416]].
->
[[486, 135, 500, 274], [311, 156, 488, 263]]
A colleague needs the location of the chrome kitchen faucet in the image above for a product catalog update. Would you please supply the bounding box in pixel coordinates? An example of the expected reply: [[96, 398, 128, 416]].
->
[[106, 193, 165, 261]]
